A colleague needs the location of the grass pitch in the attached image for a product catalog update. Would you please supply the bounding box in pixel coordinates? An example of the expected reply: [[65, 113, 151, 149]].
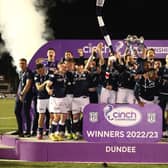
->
[[0, 99, 17, 134], [0, 161, 168, 168]]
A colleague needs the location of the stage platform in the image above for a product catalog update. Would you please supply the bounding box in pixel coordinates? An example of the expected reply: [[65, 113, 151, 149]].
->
[[1, 134, 168, 163]]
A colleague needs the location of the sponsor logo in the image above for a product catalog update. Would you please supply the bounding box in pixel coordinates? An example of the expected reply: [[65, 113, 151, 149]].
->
[[103, 105, 142, 127], [83, 43, 110, 54], [89, 112, 98, 123]]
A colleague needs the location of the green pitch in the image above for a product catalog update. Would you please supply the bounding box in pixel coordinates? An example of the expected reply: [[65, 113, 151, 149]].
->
[[0, 99, 17, 134], [0, 161, 168, 168]]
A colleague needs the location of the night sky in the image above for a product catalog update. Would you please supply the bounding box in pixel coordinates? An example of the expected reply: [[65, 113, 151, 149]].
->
[[47, 0, 168, 40]]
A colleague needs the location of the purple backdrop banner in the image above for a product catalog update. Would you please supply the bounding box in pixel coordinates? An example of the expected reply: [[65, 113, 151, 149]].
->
[[29, 39, 168, 69], [83, 104, 162, 143]]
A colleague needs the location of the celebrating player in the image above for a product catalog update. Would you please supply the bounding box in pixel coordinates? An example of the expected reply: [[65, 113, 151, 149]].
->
[[46, 62, 68, 141], [34, 63, 50, 139]]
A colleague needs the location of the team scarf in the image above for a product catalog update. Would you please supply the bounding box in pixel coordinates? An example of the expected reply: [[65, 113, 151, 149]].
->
[[96, 0, 114, 54]]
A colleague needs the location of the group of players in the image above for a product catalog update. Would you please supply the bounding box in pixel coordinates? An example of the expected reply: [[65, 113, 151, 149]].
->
[[13, 42, 168, 141]]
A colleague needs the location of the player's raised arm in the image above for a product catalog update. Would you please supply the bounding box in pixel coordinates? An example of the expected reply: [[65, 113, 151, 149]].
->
[[84, 47, 96, 71], [96, 42, 105, 66]]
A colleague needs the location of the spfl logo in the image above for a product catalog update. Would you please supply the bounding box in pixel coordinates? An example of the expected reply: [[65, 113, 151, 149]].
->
[[89, 112, 98, 123], [103, 105, 142, 127]]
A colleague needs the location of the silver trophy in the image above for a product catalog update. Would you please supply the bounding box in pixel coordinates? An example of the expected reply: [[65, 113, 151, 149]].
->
[[124, 35, 145, 56]]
